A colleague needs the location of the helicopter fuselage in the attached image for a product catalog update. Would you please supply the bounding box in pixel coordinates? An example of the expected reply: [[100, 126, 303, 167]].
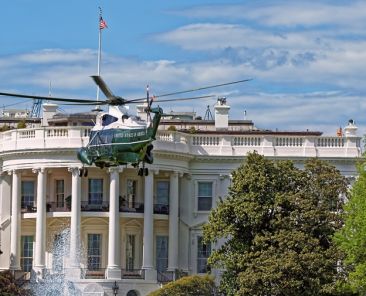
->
[[77, 106, 162, 168]]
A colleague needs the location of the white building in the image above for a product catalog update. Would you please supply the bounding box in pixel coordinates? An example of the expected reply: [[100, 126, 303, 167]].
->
[[0, 100, 361, 296]]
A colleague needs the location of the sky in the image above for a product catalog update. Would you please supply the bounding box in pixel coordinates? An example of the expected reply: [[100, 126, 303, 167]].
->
[[1, 0, 366, 135]]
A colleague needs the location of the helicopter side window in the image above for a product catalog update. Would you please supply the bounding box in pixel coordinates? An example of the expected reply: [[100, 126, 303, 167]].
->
[[102, 114, 118, 126], [122, 114, 129, 122]]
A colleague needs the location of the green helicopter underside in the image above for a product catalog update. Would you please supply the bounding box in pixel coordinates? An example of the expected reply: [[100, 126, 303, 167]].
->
[[78, 127, 154, 167]]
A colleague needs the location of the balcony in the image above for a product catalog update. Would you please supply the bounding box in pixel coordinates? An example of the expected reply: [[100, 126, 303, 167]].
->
[[0, 127, 360, 161], [24, 200, 169, 215], [81, 201, 109, 212], [121, 269, 145, 280]]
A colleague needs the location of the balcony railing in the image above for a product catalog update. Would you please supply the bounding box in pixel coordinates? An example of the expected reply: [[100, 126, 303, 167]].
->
[[81, 268, 106, 279], [119, 201, 144, 213], [46, 202, 71, 212], [154, 203, 169, 215], [0, 127, 360, 159], [81, 201, 109, 212], [121, 269, 145, 279]]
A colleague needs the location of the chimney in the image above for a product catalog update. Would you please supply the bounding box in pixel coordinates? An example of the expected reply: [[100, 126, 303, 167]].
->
[[214, 97, 230, 130], [41, 103, 58, 126], [344, 119, 358, 137], [136, 103, 149, 121]]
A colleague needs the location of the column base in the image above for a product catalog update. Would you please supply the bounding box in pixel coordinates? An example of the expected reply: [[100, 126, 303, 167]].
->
[[106, 267, 121, 279], [32, 266, 46, 279], [143, 268, 157, 281]]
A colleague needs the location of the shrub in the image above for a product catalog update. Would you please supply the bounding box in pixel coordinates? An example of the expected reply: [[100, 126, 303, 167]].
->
[[148, 275, 216, 296], [17, 120, 27, 129], [167, 125, 176, 132]]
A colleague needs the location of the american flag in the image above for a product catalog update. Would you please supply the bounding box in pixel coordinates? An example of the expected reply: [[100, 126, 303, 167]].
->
[[99, 16, 107, 30]]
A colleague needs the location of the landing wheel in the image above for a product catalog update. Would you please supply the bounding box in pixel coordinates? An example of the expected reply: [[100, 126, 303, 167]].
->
[[79, 168, 84, 177], [144, 168, 149, 176], [84, 168, 88, 177], [138, 168, 144, 176]]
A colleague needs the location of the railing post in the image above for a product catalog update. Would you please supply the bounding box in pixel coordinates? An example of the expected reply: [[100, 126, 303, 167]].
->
[[261, 136, 274, 156], [303, 136, 317, 157]]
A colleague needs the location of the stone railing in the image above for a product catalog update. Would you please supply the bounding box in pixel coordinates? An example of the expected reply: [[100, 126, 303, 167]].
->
[[0, 127, 361, 158]]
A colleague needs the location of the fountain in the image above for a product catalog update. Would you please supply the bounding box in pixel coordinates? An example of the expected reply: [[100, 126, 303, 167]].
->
[[29, 228, 84, 296]]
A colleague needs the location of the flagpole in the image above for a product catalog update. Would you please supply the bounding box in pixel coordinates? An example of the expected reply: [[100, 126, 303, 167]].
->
[[94, 8, 103, 111]]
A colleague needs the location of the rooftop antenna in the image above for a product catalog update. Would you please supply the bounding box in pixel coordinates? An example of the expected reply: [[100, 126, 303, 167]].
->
[[204, 105, 213, 120]]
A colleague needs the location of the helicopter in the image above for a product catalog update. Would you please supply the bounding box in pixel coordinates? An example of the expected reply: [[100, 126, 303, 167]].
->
[[0, 76, 251, 175]]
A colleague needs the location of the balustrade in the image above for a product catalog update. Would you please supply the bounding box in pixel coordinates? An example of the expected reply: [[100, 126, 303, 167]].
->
[[0, 127, 360, 158]]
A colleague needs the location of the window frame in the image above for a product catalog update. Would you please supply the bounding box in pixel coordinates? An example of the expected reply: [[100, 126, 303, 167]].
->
[[87, 233, 102, 270], [88, 178, 103, 205], [196, 235, 211, 274], [21, 180, 35, 209], [20, 235, 34, 272], [55, 179, 65, 208], [196, 180, 215, 212]]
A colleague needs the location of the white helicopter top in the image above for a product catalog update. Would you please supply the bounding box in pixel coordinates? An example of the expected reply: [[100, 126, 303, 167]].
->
[[93, 105, 150, 132]]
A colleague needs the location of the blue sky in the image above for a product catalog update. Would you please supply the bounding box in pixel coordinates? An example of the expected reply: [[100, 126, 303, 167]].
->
[[1, 0, 366, 135]]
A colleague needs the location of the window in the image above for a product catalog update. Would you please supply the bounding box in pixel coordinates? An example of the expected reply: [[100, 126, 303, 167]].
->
[[156, 181, 169, 205], [88, 179, 103, 204], [21, 181, 35, 208], [125, 234, 135, 271], [102, 114, 118, 126], [21, 236, 33, 272], [126, 179, 137, 208], [55, 180, 64, 208], [197, 236, 211, 273], [87, 234, 102, 270], [156, 236, 168, 272], [197, 182, 213, 211]]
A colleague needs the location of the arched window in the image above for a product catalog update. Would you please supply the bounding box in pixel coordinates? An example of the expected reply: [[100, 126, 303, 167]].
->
[[127, 290, 139, 296]]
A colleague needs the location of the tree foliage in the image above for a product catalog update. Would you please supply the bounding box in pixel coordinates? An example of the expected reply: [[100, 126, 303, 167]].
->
[[0, 270, 32, 295], [203, 152, 348, 296], [335, 159, 366, 294], [148, 275, 216, 296]]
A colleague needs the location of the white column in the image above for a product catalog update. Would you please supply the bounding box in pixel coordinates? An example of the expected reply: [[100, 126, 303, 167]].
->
[[33, 168, 47, 275], [68, 167, 81, 269], [9, 170, 21, 270], [106, 167, 122, 279], [142, 170, 156, 280], [168, 171, 179, 272]]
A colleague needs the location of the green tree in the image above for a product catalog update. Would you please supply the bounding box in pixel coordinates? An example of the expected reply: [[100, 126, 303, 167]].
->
[[0, 270, 32, 295], [204, 152, 348, 296], [148, 275, 216, 296], [17, 120, 27, 129], [335, 159, 366, 294]]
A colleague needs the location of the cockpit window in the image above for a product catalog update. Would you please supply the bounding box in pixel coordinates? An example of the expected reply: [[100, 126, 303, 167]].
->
[[102, 114, 118, 126]]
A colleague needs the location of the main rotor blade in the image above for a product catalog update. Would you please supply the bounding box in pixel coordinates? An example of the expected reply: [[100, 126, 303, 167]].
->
[[136, 78, 252, 100], [153, 94, 215, 103], [124, 94, 215, 104], [91, 75, 115, 98], [58, 102, 108, 106], [0, 91, 101, 104]]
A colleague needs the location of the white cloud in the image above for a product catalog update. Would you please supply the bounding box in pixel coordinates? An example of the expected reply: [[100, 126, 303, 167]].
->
[[176, 1, 366, 29]]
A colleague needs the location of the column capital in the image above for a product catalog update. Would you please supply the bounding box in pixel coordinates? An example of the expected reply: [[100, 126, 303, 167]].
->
[[32, 167, 47, 174], [68, 167, 81, 176], [170, 171, 183, 178], [184, 173, 191, 180], [108, 166, 123, 174], [8, 169, 20, 176]]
